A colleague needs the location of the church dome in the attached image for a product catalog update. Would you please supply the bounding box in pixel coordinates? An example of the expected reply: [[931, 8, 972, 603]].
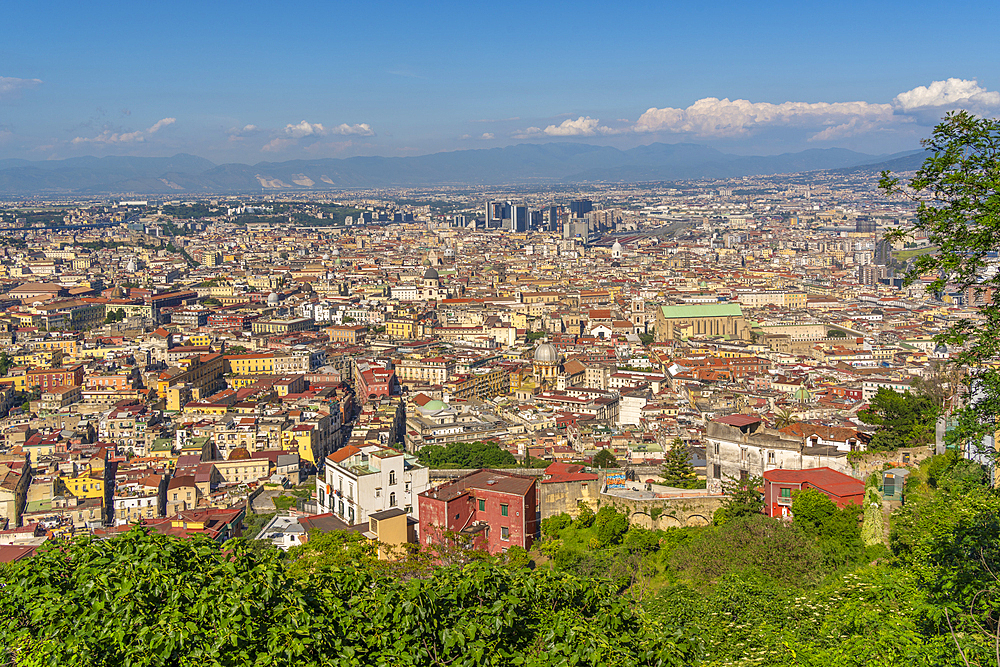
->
[[267, 292, 280, 305], [612, 240, 623, 253], [228, 447, 251, 461], [423, 267, 439, 280], [534, 342, 559, 364]]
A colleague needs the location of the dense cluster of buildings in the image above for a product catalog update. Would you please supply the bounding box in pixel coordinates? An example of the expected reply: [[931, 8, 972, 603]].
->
[[0, 170, 967, 557]]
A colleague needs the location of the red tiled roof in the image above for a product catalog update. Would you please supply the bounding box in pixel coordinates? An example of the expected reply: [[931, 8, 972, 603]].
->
[[763, 467, 864, 498]]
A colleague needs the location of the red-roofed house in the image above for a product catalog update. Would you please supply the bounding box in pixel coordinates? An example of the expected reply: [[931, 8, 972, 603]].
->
[[763, 467, 865, 518]]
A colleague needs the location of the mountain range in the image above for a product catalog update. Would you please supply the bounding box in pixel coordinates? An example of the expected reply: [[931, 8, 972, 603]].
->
[[0, 144, 926, 195]]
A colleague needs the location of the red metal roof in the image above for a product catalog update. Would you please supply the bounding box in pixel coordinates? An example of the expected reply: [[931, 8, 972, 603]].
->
[[763, 467, 864, 498]]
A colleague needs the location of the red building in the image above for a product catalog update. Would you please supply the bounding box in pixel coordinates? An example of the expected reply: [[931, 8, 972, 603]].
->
[[26, 364, 84, 390], [763, 467, 865, 519], [418, 469, 538, 555], [357, 367, 398, 403]]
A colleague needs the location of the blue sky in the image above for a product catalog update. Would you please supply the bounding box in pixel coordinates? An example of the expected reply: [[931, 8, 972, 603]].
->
[[1, 0, 998, 163]]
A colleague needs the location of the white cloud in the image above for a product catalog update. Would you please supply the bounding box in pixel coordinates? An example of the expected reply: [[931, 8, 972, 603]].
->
[[241, 124, 257, 132], [512, 126, 543, 139], [332, 123, 374, 136], [893, 78, 1000, 112], [0, 76, 42, 98], [513, 116, 633, 139], [481, 132, 494, 140], [283, 120, 374, 139], [71, 117, 177, 145], [147, 117, 176, 133], [633, 98, 895, 138], [285, 120, 325, 138], [543, 116, 603, 136]]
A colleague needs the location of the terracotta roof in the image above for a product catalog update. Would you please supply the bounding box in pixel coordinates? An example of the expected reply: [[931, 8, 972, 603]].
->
[[328, 445, 361, 464]]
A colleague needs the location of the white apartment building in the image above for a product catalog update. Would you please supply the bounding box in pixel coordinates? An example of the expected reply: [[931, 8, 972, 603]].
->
[[316, 444, 430, 525]]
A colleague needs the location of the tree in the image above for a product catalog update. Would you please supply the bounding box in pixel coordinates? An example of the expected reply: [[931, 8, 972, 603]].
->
[[858, 387, 939, 451], [661, 438, 699, 488], [0, 528, 695, 667], [773, 407, 797, 429], [912, 359, 967, 410], [592, 448, 618, 469], [595, 506, 629, 546], [415, 441, 518, 469], [790, 488, 865, 568], [713, 475, 763, 525], [880, 111, 1000, 450], [671, 514, 822, 587], [0, 351, 10, 376]]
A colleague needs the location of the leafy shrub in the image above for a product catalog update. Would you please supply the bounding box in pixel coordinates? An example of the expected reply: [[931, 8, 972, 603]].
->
[[671, 514, 822, 587], [541, 512, 572, 537], [595, 506, 629, 546], [0, 528, 695, 667]]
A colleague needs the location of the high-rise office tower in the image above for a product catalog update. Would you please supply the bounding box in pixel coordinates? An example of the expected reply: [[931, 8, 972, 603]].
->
[[549, 205, 559, 232], [570, 199, 593, 218], [511, 205, 527, 233]]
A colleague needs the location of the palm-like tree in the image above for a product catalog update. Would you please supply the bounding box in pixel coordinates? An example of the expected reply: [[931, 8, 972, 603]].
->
[[774, 408, 797, 429]]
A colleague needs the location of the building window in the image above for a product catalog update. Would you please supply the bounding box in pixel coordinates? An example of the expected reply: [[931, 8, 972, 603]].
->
[[478, 499, 485, 511], [767, 451, 775, 464], [389, 470, 396, 485], [389, 492, 396, 507], [501, 526, 509, 541], [376, 488, 381, 498], [714, 442, 720, 455], [501, 503, 508, 517]]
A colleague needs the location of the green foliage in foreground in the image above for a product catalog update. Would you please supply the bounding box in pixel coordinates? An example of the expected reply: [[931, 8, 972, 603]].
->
[[415, 440, 518, 469], [0, 529, 692, 667], [858, 387, 939, 452], [5, 453, 1000, 666]]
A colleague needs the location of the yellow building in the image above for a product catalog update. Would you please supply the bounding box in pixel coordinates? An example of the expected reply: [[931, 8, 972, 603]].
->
[[188, 334, 212, 347], [30, 338, 80, 356], [157, 354, 225, 411], [225, 354, 275, 375], [62, 472, 105, 499], [386, 317, 416, 339], [282, 425, 318, 464], [13, 349, 63, 368]]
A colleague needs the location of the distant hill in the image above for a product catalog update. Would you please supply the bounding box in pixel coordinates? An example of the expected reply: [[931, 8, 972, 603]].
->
[[0, 144, 922, 195], [832, 150, 928, 175]]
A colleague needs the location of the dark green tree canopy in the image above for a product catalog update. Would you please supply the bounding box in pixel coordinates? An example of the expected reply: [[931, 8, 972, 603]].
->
[[592, 448, 619, 469], [660, 438, 701, 489], [880, 111, 1000, 448], [858, 387, 940, 451], [415, 441, 517, 469]]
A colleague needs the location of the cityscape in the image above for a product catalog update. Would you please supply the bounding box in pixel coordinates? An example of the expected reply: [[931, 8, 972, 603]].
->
[[2, 1, 999, 665]]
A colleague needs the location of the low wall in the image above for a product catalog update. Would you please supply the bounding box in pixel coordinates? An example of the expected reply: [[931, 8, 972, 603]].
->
[[599, 492, 725, 528]]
